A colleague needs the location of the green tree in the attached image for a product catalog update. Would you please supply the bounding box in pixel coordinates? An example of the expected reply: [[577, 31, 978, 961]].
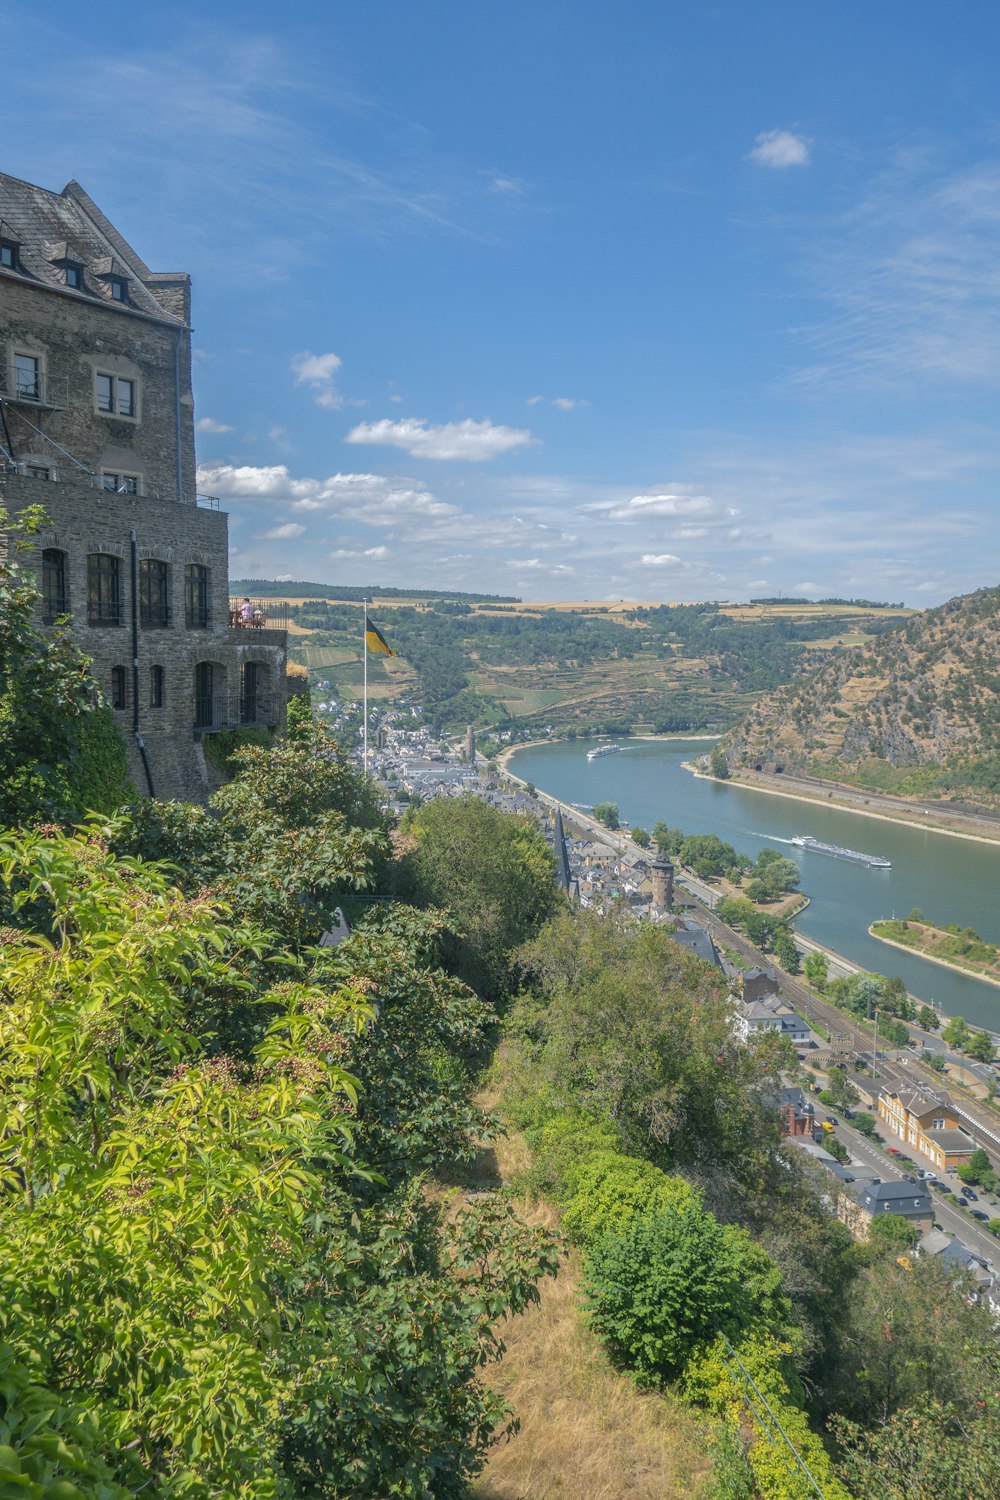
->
[[824, 1069, 860, 1111], [880, 1017, 911, 1049], [583, 1203, 785, 1384], [942, 1015, 972, 1050], [804, 951, 829, 991], [399, 796, 559, 999], [630, 824, 651, 848], [745, 911, 775, 949], [916, 1004, 939, 1031], [966, 1029, 995, 1062], [854, 1111, 878, 1138], [709, 743, 730, 780], [865, 1213, 918, 1256], [0, 504, 132, 824], [773, 928, 800, 973], [593, 800, 620, 830], [825, 1135, 850, 1164]]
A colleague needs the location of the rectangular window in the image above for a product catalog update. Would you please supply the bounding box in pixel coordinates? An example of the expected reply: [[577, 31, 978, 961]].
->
[[66, 264, 82, 288], [87, 553, 122, 627], [150, 665, 164, 708], [13, 353, 40, 401], [0, 241, 16, 269], [25, 464, 50, 480], [102, 472, 140, 495], [95, 372, 138, 419], [139, 559, 170, 628], [111, 666, 127, 710], [184, 564, 210, 629], [109, 277, 127, 302]]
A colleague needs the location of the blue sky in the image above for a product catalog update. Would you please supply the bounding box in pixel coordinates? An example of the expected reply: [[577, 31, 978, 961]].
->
[[6, 2, 1000, 604]]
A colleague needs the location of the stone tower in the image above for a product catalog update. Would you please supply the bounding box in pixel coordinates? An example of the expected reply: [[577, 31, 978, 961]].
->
[[466, 723, 476, 762], [651, 846, 675, 911]]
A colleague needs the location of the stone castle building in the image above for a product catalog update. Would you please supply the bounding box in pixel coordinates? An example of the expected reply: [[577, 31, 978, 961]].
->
[[0, 171, 287, 800]]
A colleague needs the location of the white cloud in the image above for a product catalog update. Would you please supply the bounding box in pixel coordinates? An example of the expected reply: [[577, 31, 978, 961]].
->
[[490, 174, 523, 195], [749, 129, 810, 168], [526, 395, 545, 406], [608, 489, 718, 522], [195, 416, 233, 434], [551, 396, 588, 410], [793, 582, 820, 595], [641, 553, 681, 566], [344, 416, 536, 462], [331, 545, 388, 560], [196, 461, 460, 525], [258, 522, 306, 540], [291, 350, 343, 409]]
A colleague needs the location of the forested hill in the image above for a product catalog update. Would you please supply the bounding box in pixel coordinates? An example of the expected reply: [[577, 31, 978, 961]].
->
[[722, 585, 1000, 803]]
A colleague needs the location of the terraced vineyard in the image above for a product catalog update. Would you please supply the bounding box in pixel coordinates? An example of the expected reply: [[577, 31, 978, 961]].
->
[[279, 589, 911, 736]]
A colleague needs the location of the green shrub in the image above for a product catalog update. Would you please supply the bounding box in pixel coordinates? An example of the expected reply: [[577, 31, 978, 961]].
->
[[562, 1151, 700, 1245], [582, 1203, 752, 1383], [201, 724, 273, 776], [520, 1112, 620, 1200]]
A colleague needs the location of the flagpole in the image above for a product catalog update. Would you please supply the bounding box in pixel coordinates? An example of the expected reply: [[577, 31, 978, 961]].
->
[[363, 597, 369, 777]]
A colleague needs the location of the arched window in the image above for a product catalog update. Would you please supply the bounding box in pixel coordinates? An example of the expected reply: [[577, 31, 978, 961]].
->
[[111, 666, 127, 710], [42, 549, 68, 623], [185, 565, 210, 628], [87, 553, 122, 626], [139, 558, 170, 628], [150, 665, 165, 708]]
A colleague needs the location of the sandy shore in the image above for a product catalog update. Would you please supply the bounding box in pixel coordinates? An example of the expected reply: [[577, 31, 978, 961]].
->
[[870, 927, 1000, 993], [684, 764, 1000, 849]]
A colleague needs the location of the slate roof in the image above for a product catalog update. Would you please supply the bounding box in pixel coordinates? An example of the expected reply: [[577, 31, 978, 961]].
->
[[855, 1181, 932, 1217], [669, 919, 720, 968], [0, 171, 185, 325]]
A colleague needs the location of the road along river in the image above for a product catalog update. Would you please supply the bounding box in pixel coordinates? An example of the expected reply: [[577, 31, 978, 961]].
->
[[509, 737, 1000, 1032]]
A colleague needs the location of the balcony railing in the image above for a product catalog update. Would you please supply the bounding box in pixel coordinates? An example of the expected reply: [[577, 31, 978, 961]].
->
[[87, 600, 124, 627], [0, 370, 69, 409], [228, 598, 289, 630], [194, 694, 276, 734], [140, 602, 173, 629]]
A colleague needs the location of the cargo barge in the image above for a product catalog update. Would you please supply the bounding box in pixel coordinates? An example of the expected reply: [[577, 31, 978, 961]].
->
[[791, 835, 891, 869]]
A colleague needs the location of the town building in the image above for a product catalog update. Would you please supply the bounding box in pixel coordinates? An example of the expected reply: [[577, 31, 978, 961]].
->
[[734, 992, 811, 1045], [0, 171, 287, 801], [877, 1085, 975, 1172], [837, 1179, 934, 1241], [743, 966, 781, 1004]]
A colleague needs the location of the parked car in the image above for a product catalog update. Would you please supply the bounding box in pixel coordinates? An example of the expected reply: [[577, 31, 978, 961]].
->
[[962, 1186, 979, 1201], [825, 1115, 840, 1126], [971, 1209, 990, 1222], [932, 1181, 953, 1194], [887, 1146, 900, 1155], [917, 1169, 936, 1180]]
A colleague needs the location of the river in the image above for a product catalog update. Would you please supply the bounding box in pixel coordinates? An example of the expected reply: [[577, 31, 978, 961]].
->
[[509, 736, 1000, 1031]]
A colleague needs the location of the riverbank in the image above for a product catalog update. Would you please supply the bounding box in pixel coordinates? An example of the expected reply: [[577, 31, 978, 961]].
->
[[687, 762, 1000, 849], [497, 732, 718, 773], [870, 923, 1000, 994]]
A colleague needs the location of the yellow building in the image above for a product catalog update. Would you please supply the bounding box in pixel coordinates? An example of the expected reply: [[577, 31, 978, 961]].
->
[[877, 1086, 974, 1171]]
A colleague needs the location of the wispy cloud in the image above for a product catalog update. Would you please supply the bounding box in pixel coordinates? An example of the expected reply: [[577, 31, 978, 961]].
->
[[749, 129, 810, 168], [258, 522, 306, 540], [345, 416, 537, 461], [291, 351, 343, 409], [196, 462, 460, 524], [195, 416, 233, 434]]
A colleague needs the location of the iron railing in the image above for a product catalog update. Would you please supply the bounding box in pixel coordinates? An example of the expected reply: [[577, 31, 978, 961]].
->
[[0, 370, 69, 409], [87, 600, 124, 627], [194, 694, 276, 733], [228, 598, 289, 630], [139, 602, 173, 630]]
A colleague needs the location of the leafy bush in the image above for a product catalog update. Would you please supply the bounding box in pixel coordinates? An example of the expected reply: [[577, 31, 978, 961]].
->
[[582, 1203, 768, 1383], [562, 1151, 700, 1246]]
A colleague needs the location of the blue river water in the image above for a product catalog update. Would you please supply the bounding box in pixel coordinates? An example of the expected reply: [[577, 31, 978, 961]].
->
[[509, 736, 1000, 1031]]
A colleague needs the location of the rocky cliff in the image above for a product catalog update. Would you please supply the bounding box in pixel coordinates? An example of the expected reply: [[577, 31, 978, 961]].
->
[[723, 586, 1000, 801]]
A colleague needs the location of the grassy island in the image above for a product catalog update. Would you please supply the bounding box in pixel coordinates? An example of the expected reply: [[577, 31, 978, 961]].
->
[[870, 916, 1000, 989]]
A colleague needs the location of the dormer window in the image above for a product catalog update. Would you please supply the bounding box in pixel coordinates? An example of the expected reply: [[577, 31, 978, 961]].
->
[[65, 263, 83, 289], [0, 239, 19, 270], [108, 276, 128, 302]]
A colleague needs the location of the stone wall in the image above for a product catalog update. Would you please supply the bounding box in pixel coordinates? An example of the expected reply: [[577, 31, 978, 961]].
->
[[2, 472, 286, 803], [1, 275, 196, 504]]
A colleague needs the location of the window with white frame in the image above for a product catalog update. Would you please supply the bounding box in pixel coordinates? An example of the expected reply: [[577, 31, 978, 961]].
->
[[13, 353, 40, 401], [102, 472, 140, 495], [95, 372, 137, 418]]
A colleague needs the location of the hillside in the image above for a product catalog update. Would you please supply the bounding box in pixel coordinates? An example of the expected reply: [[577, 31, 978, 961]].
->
[[271, 588, 910, 736], [722, 585, 1000, 804]]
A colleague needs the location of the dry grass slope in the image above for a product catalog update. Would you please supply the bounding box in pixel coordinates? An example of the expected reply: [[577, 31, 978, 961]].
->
[[469, 1114, 712, 1500]]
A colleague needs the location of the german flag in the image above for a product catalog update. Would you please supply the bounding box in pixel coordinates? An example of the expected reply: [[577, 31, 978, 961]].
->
[[365, 612, 396, 657]]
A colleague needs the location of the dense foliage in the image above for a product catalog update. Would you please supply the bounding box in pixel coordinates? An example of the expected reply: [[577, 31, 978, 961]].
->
[[0, 729, 561, 1497], [0, 505, 132, 823]]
